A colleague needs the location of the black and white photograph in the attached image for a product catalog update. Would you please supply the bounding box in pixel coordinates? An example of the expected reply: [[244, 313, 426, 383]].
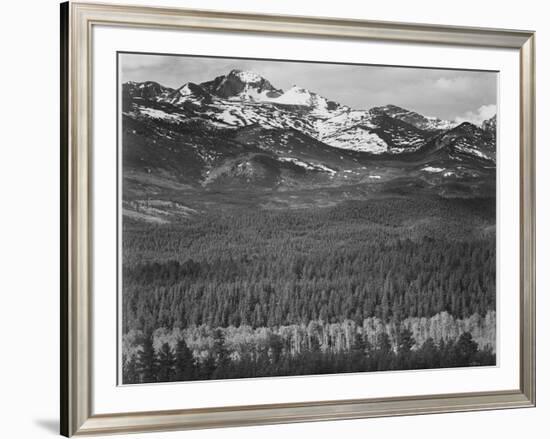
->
[[119, 53, 497, 385]]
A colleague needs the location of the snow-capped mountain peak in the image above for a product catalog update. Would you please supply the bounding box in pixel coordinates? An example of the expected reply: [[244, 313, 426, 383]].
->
[[200, 69, 283, 100], [229, 69, 265, 84], [165, 82, 212, 105]]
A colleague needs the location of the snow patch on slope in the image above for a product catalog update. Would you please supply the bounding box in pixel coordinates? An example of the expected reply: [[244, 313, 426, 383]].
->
[[422, 166, 445, 173], [233, 70, 264, 83], [278, 157, 336, 174], [323, 127, 388, 154], [137, 107, 183, 122]]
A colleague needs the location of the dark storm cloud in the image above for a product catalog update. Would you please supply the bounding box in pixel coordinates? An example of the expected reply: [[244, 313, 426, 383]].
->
[[120, 53, 497, 122]]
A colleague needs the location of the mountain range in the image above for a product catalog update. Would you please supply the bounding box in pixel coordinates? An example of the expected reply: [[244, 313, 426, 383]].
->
[[121, 69, 496, 223]]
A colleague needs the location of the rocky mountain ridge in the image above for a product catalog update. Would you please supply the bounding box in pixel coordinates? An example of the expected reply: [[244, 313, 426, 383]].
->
[[123, 69, 496, 157], [121, 69, 497, 222]]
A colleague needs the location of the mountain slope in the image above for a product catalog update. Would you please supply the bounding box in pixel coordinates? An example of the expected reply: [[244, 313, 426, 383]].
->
[[120, 69, 496, 220], [371, 104, 455, 131], [418, 122, 496, 163], [124, 70, 452, 155]]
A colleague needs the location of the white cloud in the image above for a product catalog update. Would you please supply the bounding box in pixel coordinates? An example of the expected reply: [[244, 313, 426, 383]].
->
[[454, 104, 496, 126], [434, 78, 452, 89], [434, 76, 472, 92], [120, 53, 172, 71]]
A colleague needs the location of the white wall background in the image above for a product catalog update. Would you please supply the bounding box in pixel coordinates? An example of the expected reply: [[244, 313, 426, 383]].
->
[[0, 0, 546, 438]]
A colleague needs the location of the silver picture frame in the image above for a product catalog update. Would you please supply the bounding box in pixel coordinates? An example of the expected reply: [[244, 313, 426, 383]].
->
[[60, 1, 536, 436]]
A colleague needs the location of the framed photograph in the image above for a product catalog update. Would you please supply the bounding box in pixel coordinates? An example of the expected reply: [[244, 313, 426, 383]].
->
[[60, 1, 535, 436]]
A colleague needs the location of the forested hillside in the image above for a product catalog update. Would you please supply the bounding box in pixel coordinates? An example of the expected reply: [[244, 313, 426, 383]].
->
[[122, 196, 496, 383]]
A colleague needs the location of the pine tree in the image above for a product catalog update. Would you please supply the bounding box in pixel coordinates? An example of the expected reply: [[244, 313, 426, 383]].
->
[[375, 332, 392, 353], [348, 331, 367, 372], [212, 328, 230, 379], [174, 338, 195, 381], [157, 342, 175, 382], [374, 332, 393, 371], [380, 289, 390, 322], [395, 327, 415, 369], [416, 337, 439, 369], [397, 328, 415, 355], [200, 353, 217, 380], [351, 332, 366, 353], [268, 333, 284, 364], [454, 332, 478, 367], [122, 355, 139, 384], [137, 331, 157, 383], [309, 335, 321, 353]]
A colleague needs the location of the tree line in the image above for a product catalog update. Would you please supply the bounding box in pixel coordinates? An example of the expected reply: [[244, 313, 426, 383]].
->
[[122, 310, 496, 365], [123, 327, 495, 384]]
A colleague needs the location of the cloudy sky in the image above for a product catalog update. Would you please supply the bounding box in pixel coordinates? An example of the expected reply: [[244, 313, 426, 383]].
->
[[120, 52, 497, 123]]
